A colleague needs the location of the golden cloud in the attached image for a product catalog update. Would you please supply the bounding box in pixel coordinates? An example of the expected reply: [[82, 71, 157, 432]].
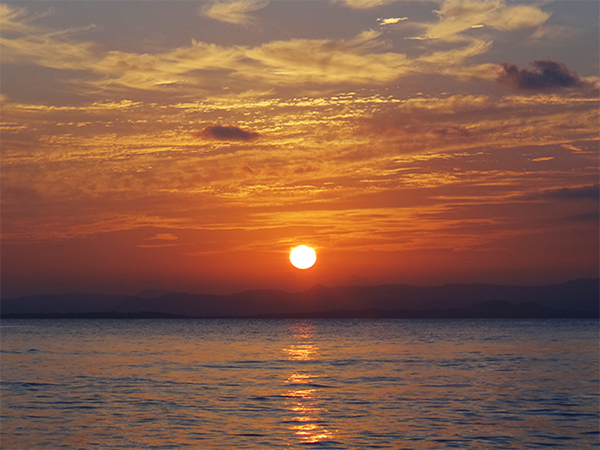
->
[[337, 0, 398, 9], [424, 0, 550, 42], [416, 38, 492, 67], [200, 0, 268, 26], [0, 34, 95, 70], [378, 17, 408, 26], [2, 3, 514, 94], [0, 4, 38, 34], [244, 31, 412, 84]]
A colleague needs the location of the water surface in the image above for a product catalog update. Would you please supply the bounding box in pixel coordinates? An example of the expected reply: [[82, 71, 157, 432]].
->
[[2, 319, 598, 449]]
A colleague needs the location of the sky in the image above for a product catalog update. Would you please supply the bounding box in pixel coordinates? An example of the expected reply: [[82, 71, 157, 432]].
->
[[1, 0, 598, 298]]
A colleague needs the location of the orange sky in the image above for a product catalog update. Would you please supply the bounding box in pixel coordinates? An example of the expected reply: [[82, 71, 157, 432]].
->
[[1, 0, 598, 297]]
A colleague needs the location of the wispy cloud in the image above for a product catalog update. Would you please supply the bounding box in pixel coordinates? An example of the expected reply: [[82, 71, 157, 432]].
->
[[89, 41, 241, 91], [416, 38, 492, 68], [200, 1, 268, 26], [148, 233, 179, 241], [337, 0, 398, 9], [0, 2, 561, 95], [244, 30, 412, 84], [1, 6, 410, 91], [424, 0, 550, 42], [0, 29, 95, 71], [0, 4, 47, 34], [530, 25, 575, 42]]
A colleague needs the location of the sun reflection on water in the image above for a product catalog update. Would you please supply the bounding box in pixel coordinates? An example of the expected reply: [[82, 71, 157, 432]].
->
[[283, 343, 317, 360], [283, 322, 335, 444]]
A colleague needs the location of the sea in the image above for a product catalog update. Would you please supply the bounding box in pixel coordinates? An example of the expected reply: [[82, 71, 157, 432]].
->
[[1, 319, 598, 449]]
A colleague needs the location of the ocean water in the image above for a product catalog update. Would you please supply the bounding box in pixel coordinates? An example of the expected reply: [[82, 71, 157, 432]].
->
[[1, 319, 598, 449]]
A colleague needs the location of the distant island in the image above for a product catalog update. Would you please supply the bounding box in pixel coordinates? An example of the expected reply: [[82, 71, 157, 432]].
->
[[2, 279, 598, 319]]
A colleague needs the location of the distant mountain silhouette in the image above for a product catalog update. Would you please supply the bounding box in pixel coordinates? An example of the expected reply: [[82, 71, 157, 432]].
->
[[2, 279, 598, 319], [135, 289, 179, 299]]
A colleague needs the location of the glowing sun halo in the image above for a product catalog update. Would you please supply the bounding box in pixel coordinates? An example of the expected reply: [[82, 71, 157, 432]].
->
[[290, 245, 317, 269]]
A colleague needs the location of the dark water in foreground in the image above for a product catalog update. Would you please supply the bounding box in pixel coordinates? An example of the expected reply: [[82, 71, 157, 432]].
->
[[1, 319, 598, 449]]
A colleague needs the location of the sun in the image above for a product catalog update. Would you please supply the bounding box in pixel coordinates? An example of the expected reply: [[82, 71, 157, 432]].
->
[[290, 245, 317, 270]]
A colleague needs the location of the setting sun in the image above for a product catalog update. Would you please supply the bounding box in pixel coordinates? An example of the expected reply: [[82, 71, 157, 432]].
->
[[290, 246, 317, 270]]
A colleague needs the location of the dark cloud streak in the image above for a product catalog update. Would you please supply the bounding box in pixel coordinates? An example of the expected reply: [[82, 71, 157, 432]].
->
[[497, 59, 593, 91], [545, 184, 600, 201], [196, 125, 260, 141]]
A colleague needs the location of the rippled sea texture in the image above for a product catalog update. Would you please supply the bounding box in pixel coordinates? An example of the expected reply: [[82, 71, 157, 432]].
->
[[1, 319, 598, 449]]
